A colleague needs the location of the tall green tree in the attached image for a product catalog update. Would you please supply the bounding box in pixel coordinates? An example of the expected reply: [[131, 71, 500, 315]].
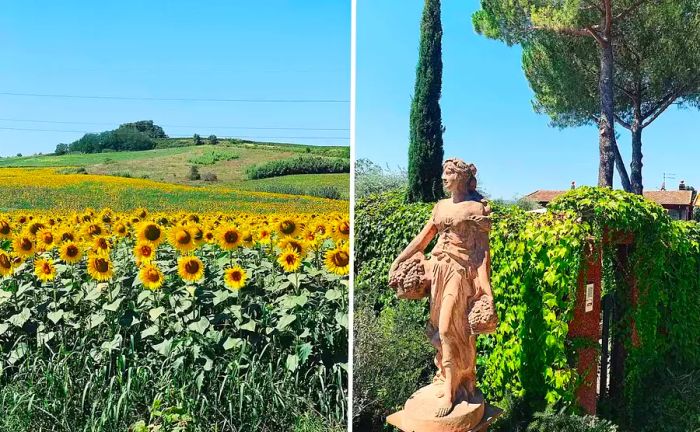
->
[[523, 1, 700, 194], [407, 0, 445, 203], [474, 0, 654, 188]]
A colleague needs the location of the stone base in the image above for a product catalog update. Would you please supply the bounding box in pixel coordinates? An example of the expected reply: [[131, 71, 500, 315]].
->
[[386, 383, 501, 432]]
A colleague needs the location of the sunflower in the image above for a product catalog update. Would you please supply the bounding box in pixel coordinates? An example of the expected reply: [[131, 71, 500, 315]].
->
[[277, 247, 302, 273], [332, 218, 350, 243], [242, 231, 255, 247], [257, 228, 272, 244], [216, 226, 242, 250], [82, 222, 104, 239], [114, 222, 129, 238], [140, 263, 165, 291], [134, 242, 156, 264], [189, 224, 205, 245], [12, 234, 35, 257], [302, 229, 322, 249], [36, 228, 57, 251], [28, 221, 46, 237], [60, 241, 83, 264], [137, 222, 165, 246], [58, 228, 77, 243], [0, 251, 14, 277], [224, 265, 247, 290], [90, 236, 111, 255], [87, 255, 114, 281], [278, 237, 306, 256], [276, 218, 299, 237], [204, 230, 216, 243], [325, 246, 350, 276], [0, 220, 13, 239], [177, 256, 205, 282], [169, 226, 197, 253], [34, 258, 57, 282]]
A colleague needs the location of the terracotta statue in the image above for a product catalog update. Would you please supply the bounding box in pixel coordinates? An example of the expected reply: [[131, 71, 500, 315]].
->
[[388, 159, 498, 431]]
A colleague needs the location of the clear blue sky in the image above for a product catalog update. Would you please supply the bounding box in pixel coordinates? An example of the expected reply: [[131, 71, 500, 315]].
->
[[0, 1, 350, 157], [357, 1, 700, 200]]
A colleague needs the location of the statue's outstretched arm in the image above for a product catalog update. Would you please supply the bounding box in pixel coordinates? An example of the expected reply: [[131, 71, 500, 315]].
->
[[389, 220, 437, 275]]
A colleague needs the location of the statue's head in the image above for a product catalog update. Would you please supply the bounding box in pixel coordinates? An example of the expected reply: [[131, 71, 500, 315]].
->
[[442, 158, 477, 195]]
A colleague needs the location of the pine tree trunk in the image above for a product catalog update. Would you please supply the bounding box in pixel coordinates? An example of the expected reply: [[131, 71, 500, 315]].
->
[[613, 138, 632, 192], [630, 126, 643, 195], [630, 103, 644, 195], [598, 39, 616, 188], [407, 0, 445, 203]]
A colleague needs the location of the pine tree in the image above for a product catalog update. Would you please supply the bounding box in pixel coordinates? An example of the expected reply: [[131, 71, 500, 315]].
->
[[407, 0, 444, 203]]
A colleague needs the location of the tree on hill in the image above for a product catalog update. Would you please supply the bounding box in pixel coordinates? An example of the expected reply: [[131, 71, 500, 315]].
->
[[193, 134, 203, 145], [118, 120, 167, 139], [69, 129, 155, 154], [407, 0, 445, 203], [522, 2, 700, 194], [473, 0, 663, 188], [208, 135, 219, 145], [54, 143, 69, 155]]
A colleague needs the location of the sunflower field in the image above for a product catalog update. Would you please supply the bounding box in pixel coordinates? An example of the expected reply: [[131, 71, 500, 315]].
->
[[0, 208, 349, 431]]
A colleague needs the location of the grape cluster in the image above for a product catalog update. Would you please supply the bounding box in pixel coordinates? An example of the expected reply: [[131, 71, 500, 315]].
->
[[389, 253, 429, 300], [468, 295, 498, 334]]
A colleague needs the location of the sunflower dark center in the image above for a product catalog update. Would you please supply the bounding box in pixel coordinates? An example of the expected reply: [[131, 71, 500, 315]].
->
[[185, 260, 200, 274], [144, 225, 161, 241], [66, 245, 79, 257], [20, 238, 33, 251], [0, 222, 10, 235], [94, 258, 109, 273], [332, 251, 349, 267], [176, 230, 192, 244], [280, 221, 296, 235], [0, 254, 11, 269], [224, 231, 239, 243]]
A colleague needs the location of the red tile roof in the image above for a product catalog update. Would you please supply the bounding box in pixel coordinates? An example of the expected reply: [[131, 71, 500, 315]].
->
[[525, 189, 694, 206]]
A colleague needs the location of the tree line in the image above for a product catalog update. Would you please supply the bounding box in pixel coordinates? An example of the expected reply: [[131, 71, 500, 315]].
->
[[54, 120, 167, 155]]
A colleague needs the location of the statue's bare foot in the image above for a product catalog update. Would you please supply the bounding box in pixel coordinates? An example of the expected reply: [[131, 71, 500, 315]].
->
[[434, 397, 454, 417]]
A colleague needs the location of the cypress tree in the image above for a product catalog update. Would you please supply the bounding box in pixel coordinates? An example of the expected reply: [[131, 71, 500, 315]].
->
[[407, 0, 444, 203]]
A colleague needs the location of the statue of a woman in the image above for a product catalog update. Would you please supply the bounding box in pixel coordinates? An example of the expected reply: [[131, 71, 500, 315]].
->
[[389, 159, 496, 425]]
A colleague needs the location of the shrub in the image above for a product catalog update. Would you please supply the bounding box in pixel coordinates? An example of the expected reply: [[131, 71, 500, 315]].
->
[[112, 171, 133, 178], [187, 165, 201, 181], [527, 412, 618, 432], [188, 150, 239, 165], [310, 186, 342, 200], [246, 157, 350, 180], [193, 134, 203, 145], [208, 135, 219, 145], [201, 172, 218, 182], [353, 304, 433, 430], [255, 184, 306, 196], [355, 158, 407, 198]]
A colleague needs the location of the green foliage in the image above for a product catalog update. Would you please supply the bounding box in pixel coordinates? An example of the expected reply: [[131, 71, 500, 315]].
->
[[355, 158, 407, 198], [527, 411, 618, 432], [407, 0, 444, 203], [355, 186, 700, 430], [352, 304, 433, 430], [207, 135, 219, 145], [246, 157, 350, 180], [0, 242, 348, 430], [54, 143, 69, 156], [193, 134, 203, 145], [119, 120, 167, 139], [69, 128, 155, 154], [188, 149, 240, 165], [628, 368, 700, 432], [187, 165, 201, 181]]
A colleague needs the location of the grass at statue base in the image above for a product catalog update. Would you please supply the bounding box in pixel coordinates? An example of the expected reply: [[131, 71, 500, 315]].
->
[[0, 209, 349, 431]]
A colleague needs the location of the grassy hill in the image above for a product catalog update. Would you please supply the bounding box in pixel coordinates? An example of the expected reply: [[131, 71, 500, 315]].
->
[[0, 141, 350, 200]]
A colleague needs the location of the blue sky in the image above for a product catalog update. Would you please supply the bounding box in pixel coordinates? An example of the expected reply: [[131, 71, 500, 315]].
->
[[357, 1, 700, 199], [0, 1, 350, 157]]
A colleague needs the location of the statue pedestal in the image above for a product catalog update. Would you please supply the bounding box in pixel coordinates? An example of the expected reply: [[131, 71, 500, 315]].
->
[[386, 384, 502, 432]]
